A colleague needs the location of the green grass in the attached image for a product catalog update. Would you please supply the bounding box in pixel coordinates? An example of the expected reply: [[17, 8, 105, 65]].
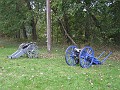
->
[[0, 39, 120, 90]]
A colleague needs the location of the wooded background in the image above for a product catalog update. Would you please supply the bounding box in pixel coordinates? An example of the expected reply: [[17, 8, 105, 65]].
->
[[0, 0, 120, 46]]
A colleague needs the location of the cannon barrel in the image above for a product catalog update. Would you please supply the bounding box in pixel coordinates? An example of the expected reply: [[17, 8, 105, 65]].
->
[[8, 42, 38, 59]]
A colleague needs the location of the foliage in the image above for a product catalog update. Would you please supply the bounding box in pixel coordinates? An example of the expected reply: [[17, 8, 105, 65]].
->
[[0, 0, 26, 35], [0, 0, 120, 45], [51, 0, 120, 45]]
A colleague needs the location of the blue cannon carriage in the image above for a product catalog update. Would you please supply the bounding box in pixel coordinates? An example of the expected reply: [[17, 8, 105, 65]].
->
[[65, 45, 112, 68]]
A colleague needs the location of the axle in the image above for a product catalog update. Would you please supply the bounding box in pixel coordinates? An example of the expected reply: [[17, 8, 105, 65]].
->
[[65, 45, 112, 68]]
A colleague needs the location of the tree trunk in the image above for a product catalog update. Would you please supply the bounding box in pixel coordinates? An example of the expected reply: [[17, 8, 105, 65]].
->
[[22, 24, 28, 39], [58, 19, 66, 43], [16, 30, 20, 39], [52, 6, 76, 45], [25, 0, 37, 41], [85, 19, 90, 43], [63, 13, 71, 43], [58, 19, 77, 45], [31, 18, 37, 41], [62, 0, 71, 43], [84, 5, 91, 44], [46, 0, 51, 52]]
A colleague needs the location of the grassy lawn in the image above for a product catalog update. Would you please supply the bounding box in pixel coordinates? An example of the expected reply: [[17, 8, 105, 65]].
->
[[0, 39, 120, 90]]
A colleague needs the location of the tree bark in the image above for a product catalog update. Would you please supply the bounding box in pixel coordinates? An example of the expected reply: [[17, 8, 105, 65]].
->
[[25, 0, 37, 41], [58, 19, 77, 45], [31, 17, 37, 41], [46, 0, 51, 52], [63, 13, 71, 43], [22, 24, 28, 39], [62, 0, 71, 43], [51, 6, 77, 45], [15, 30, 20, 39]]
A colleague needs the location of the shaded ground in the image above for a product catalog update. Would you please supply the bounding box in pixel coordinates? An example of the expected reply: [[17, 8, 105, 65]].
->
[[0, 38, 119, 61]]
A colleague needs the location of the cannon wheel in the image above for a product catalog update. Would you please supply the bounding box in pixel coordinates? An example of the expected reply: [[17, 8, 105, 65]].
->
[[65, 45, 79, 66], [27, 45, 39, 58], [79, 46, 94, 68]]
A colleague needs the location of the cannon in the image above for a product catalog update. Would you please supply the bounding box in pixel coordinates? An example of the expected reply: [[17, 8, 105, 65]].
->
[[65, 45, 112, 68], [8, 42, 39, 59]]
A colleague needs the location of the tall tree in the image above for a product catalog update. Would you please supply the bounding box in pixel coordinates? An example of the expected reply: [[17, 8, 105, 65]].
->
[[46, 0, 51, 52], [25, 0, 37, 41]]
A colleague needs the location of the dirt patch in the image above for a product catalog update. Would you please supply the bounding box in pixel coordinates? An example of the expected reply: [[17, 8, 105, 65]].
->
[[39, 53, 57, 59], [39, 53, 53, 58], [109, 51, 120, 61]]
